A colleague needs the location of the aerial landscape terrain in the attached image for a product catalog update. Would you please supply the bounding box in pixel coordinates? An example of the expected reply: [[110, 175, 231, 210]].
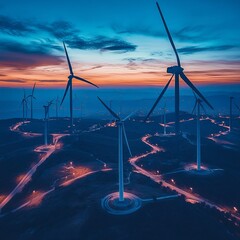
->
[[0, 0, 240, 239]]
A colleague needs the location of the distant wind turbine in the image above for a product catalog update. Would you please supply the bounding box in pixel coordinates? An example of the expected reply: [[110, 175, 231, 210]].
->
[[61, 42, 99, 130], [192, 97, 207, 171], [43, 100, 53, 145], [145, 2, 213, 134], [21, 90, 28, 122], [27, 82, 36, 120], [98, 97, 133, 202], [55, 96, 60, 118], [229, 97, 234, 132], [162, 103, 167, 135], [229, 96, 240, 132]]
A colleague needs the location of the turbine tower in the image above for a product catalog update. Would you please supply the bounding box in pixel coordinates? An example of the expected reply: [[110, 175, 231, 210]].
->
[[98, 97, 133, 202], [229, 97, 234, 132], [162, 102, 167, 135], [55, 96, 60, 118], [61, 42, 99, 130], [145, 2, 213, 134], [27, 82, 36, 120], [43, 100, 53, 145], [21, 91, 28, 122], [229, 97, 240, 131], [192, 97, 207, 171]]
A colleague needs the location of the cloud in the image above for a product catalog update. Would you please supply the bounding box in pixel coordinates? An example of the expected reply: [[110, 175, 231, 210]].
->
[[0, 79, 26, 83], [111, 24, 161, 37], [38, 20, 79, 39], [0, 40, 64, 69], [65, 35, 136, 53], [35, 19, 137, 52], [173, 26, 216, 42], [112, 24, 219, 44], [123, 57, 162, 70], [81, 65, 103, 72], [0, 15, 137, 53], [178, 45, 236, 54], [0, 15, 35, 36], [37, 79, 66, 83]]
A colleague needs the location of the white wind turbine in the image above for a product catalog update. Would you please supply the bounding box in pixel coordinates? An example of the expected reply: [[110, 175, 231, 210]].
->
[[145, 2, 213, 134], [192, 96, 208, 171], [43, 100, 53, 145], [61, 42, 99, 130], [21, 90, 28, 122], [27, 82, 36, 120], [98, 97, 133, 202]]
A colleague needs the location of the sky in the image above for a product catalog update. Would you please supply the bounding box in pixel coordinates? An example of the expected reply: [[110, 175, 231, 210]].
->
[[0, 0, 239, 90]]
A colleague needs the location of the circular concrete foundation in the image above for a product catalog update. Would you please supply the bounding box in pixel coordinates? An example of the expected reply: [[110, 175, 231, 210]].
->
[[184, 163, 223, 176], [187, 168, 215, 176], [101, 192, 142, 215]]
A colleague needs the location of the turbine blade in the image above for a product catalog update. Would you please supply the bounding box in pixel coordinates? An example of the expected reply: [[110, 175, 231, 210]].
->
[[122, 111, 136, 122], [156, 2, 181, 67], [63, 42, 73, 75], [234, 102, 240, 112], [48, 100, 54, 107], [145, 74, 173, 120], [192, 90, 197, 100], [46, 107, 50, 116], [122, 123, 132, 157], [73, 75, 99, 88], [199, 102, 207, 115], [61, 80, 71, 106], [191, 100, 198, 115], [180, 72, 214, 110], [32, 82, 36, 95], [97, 97, 120, 120]]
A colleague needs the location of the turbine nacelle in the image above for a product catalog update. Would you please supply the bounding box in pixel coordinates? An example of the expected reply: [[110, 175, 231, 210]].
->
[[167, 66, 184, 74], [117, 120, 123, 125]]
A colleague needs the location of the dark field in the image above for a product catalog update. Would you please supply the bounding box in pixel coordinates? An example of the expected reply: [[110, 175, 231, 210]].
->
[[0, 114, 239, 240]]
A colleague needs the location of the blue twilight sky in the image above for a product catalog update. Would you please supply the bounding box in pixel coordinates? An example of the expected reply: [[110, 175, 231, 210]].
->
[[0, 0, 239, 88], [0, 0, 240, 119]]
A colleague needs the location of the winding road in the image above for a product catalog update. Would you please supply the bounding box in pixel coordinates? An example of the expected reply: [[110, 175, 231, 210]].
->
[[0, 122, 67, 213], [129, 134, 240, 221]]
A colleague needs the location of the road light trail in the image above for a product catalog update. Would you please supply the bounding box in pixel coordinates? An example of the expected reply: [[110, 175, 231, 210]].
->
[[129, 134, 240, 222], [0, 121, 111, 215], [0, 122, 68, 213], [3, 168, 113, 216]]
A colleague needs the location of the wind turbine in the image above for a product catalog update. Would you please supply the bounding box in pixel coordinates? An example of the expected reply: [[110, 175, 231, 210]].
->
[[162, 102, 167, 135], [229, 97, 234, 132], [229, 97, 240, 131], [27, 82, 36, 120], [98, 97, 133, 202], [43, 100, 53, 145], [55, 96, 60, 118], [61, 42, 99, 130], [145, 2, 213, 134], [192, 97, 207, 171], [21, 91, 28, 122]]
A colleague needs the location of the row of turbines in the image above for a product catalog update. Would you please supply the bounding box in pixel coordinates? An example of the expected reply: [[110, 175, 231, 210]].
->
[[18, 1, 240, 213]]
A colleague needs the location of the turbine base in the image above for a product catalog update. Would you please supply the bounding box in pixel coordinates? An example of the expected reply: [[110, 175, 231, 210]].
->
[[101, 192, 142, 215], [184, 164, 222, 176]]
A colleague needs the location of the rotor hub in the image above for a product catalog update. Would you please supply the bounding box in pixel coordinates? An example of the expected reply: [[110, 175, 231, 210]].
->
[[167, 66, 184, 74], [117, 121, 123, 126]]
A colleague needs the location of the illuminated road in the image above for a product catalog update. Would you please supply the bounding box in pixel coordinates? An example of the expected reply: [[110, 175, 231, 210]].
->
[[129, 134, 240, 222], [0, 122, 68, 213], [0, 121, 112, 215], [4, 168, 113, 215]]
